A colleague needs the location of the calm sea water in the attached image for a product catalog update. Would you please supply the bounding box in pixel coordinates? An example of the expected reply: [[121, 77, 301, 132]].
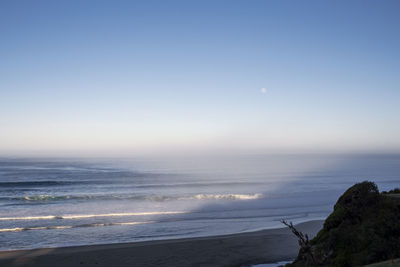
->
[[0, 154, 399, 250]]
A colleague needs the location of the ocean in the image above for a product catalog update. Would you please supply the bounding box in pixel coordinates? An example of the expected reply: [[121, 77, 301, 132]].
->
[[0, 154, 399, 251]]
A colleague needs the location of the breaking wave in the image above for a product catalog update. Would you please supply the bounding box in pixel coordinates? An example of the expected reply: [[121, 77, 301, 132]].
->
[[191, 193, 262, 200], [0, 221, 155, 232], [3, 193, 263, 203], [0, 211, 185, 221]]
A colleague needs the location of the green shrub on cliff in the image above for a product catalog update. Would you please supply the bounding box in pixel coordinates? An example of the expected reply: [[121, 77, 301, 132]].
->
[[286, 181, 400, 267]]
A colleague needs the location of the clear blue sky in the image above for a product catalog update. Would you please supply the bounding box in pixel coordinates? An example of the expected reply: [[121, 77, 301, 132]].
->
[[1, 0, 399, 155]]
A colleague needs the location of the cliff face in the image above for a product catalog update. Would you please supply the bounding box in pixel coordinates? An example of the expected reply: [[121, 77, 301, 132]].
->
[[288, 181, 400, 267]]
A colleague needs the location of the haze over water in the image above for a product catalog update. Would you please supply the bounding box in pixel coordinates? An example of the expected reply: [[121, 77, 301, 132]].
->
[[1, 154, 399, 250]]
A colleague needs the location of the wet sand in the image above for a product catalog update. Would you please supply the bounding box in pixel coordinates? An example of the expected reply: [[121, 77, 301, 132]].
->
[[0, 220, 324, 267]]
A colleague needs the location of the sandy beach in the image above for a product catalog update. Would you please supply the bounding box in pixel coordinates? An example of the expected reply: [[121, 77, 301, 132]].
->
[[0, 220, 323, 267]]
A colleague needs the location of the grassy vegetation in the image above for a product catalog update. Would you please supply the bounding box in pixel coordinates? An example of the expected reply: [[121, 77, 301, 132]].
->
[[286, 181, 400, 267]]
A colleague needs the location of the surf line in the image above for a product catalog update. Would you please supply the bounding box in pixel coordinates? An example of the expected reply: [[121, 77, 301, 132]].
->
[[0, 211, 186, 221], [0, 221, 156, 232]]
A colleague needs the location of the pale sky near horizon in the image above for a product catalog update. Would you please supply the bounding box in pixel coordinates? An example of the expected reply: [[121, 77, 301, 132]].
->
[[1, 0, 400, 156]]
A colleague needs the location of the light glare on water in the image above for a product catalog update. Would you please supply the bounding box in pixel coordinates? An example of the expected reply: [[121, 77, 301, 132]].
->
[[0, 154, 399, 250]]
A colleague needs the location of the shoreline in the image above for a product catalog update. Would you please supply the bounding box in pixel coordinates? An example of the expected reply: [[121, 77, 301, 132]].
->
[[0, 220, 323, 267]]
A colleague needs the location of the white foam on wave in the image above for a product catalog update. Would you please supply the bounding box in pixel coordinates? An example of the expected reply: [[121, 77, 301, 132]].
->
[[23, 195, 64, 201], [0, 221, 155, 232], [192, 193, 262, 200], [12, 193, 263, 202], [0, 211, 184, 221], [0, 225, 73, 232]]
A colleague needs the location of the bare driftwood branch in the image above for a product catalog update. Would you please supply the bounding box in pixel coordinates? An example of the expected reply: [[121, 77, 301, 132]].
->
[[281, 220, 319, 266]]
